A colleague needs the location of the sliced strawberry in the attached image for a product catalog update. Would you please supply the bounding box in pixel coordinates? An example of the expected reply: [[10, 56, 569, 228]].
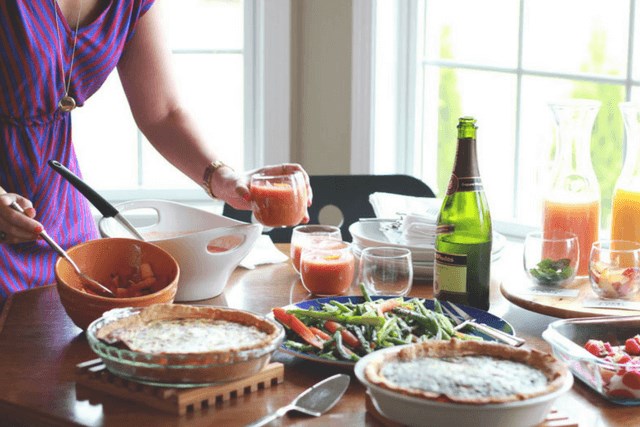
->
[[585, 339, 609, 357], [625, 338, 640, 356], [622, 370, 640, 390]]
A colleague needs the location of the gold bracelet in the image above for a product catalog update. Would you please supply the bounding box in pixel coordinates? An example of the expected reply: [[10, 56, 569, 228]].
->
[[201, 160, 232, 199]]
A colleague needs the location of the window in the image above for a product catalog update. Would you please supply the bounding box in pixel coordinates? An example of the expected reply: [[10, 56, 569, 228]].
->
[[358, 0, 635, 235], [72, 0, 290, 204]]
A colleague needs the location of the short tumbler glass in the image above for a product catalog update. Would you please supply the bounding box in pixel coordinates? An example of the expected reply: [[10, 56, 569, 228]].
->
[[359, 247, 413, 296], [250, 171, 307, 228], [523, 230, 579, 287], [300, 240, 355, 296], [290, 225, 341, 273], [589, 240, 640, 299]]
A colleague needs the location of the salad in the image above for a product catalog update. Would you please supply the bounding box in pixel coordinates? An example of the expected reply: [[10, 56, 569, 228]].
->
[[272, 284, 482, 362]]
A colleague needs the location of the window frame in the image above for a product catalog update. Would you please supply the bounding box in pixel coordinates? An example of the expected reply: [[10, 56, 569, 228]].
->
[[101, 0, 291, 205], [352, 0, 640, 239]]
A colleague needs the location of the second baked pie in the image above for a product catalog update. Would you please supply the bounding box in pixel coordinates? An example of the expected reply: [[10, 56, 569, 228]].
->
[[364, 339, 570, 404]]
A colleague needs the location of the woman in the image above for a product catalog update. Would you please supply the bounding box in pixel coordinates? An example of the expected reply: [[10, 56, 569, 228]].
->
[[0, 0, 311, 300]]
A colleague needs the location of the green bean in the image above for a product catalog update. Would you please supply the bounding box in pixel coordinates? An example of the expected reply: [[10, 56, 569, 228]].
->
[[394, 307, 440, 336], [348, 325, 372, 353], [283, 340, 315, 352], [359, 282, 372, 302], [288, 308, 384, 326], [333, 331, 360, 361], [434, 312, 455, 337]]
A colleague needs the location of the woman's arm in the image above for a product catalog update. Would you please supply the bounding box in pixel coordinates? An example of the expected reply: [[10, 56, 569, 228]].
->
[[116, 1, 311, 215], [116, 0, 248, 208]]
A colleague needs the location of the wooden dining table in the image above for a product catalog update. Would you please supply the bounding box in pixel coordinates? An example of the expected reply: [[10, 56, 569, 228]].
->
[[0, 241, 638, 427]]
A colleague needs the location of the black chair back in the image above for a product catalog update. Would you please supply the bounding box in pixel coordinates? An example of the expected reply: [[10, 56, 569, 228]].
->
[[222, 174, 436, 243]]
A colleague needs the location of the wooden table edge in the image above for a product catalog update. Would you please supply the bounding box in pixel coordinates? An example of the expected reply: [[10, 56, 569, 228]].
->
[[0, 285, 57, 335]]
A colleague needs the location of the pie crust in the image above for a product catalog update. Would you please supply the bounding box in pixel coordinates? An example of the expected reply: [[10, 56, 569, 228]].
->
[[364, 339, 570, 404], [96, 304, 281, 356]]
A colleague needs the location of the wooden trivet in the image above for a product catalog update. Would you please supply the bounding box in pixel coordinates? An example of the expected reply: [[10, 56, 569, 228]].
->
[[75, 358, 284, 416], [365, 392, 577, 427]]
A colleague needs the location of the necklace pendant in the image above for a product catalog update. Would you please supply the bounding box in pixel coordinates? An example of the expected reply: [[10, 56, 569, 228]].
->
[[58, 96, 77, 112]]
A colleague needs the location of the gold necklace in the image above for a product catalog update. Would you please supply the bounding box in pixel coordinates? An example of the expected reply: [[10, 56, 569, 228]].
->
[[52, 0, 83, 112]]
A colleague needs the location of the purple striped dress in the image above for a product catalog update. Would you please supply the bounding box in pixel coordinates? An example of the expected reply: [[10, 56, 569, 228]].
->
[[0, 0, 154, 300]]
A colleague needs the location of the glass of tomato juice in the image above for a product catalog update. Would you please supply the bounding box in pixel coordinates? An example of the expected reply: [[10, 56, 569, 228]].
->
[[290, 225, 341, 272], [300, 240, 355, 296], [250, 171, 307, 227]]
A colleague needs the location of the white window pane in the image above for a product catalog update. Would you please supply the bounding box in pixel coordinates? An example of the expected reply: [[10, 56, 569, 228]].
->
[[420, 67, 517, 222], [634, 2, 640, 81], [523, 0, 629, 77], [423, 0, 519, 67], [73, 0, 246, 199], [519, 77, 624, 229], [141, 53, 244, 188], [166, 0, 243, 50], [73, 73, 138, 189]]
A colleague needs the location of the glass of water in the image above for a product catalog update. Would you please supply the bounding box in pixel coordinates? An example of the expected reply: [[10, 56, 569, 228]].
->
[[359, 247, 413, 296]]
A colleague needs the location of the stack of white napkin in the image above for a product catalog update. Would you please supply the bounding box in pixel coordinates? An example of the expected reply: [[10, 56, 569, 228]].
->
[[368, 192, 443, 247]]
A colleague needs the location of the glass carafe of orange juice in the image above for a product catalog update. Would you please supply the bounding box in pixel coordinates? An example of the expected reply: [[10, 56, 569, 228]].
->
[[612, 102, 640, 243], [542, 99, 601, 277]]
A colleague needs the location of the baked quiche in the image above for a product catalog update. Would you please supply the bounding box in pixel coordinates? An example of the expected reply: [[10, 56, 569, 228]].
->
[[96, 304, 281, 360], [365, 339, 569, 404]]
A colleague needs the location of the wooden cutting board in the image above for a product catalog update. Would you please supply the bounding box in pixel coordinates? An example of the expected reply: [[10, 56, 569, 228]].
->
[[500, 274, 640, 318]]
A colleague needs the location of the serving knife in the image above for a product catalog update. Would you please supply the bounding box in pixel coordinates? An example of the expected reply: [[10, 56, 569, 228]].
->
[[246, 373, 350, 426], [48, 160, 145, 241]]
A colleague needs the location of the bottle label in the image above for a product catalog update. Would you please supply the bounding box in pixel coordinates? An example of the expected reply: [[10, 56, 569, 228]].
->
[[446, 175, 483, 196], [434, 251, 467, 294]]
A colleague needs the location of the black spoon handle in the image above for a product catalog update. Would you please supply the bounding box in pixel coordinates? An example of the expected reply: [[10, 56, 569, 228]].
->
[[48, 160, 119, 218]]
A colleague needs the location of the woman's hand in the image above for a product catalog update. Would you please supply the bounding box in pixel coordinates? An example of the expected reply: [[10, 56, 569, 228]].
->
[[0, 192, 43, 244], [210, 163, 313, 223]]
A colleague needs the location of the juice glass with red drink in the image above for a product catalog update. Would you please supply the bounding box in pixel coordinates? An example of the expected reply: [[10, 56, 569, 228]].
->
[[290, 225, 341, 272], [300, 240, 355, 296], [250, 171, 307, 227]]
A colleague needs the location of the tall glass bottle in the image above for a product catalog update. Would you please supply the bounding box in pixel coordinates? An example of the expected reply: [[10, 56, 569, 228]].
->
[[542, 99, 601, 277], [611, 102, 640, 243], [434, 117, 492, 310]]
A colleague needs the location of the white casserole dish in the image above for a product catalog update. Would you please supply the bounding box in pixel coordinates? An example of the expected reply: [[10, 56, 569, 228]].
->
[[99, 199, 262, 301]]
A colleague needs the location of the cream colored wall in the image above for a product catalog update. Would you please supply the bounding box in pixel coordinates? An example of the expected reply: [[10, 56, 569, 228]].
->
[[291, 0, 352, 174]]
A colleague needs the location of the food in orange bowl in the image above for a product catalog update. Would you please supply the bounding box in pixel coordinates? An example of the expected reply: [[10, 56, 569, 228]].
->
[[55, 237, 179, 330]]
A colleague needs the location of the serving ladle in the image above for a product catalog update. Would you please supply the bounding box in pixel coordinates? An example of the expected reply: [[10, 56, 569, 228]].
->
[[0, 186, 114, 297]]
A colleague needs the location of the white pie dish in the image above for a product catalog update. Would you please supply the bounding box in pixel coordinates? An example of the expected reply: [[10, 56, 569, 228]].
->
[[354, 344, 573, 427]]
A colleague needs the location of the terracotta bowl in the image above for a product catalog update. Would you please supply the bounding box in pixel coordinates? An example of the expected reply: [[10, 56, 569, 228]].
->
[[55, 237, 179, 330]]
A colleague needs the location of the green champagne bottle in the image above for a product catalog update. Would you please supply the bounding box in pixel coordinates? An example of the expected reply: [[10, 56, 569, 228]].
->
[[434, 117, 492, 310]]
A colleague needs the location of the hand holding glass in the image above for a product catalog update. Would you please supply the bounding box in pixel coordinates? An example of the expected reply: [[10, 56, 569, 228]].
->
[[290, 225, 341, 272], [589, 240, 640, 299], [359, 247, 413, 296], [250, 171, 307, 227]]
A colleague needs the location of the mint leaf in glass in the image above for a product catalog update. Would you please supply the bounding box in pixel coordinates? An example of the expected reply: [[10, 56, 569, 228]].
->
[[529, 258, 574, 285]]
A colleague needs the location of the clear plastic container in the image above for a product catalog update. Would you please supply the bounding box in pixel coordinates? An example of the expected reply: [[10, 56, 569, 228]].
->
[[542, 315, 640, 405]]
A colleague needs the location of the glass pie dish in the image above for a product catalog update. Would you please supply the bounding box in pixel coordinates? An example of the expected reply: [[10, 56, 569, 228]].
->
[[542, 315, 640, 405], [86, 305, 285, 388]]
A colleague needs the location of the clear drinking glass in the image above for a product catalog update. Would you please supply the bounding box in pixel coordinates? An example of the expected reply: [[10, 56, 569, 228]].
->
[[589, 240, 640, 299], [299, 240, 355, 296], [523, 230, 579, 287], [290, 225, 341, 273], [250, 171, 307, 227], [359, 247, 413, 296]]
